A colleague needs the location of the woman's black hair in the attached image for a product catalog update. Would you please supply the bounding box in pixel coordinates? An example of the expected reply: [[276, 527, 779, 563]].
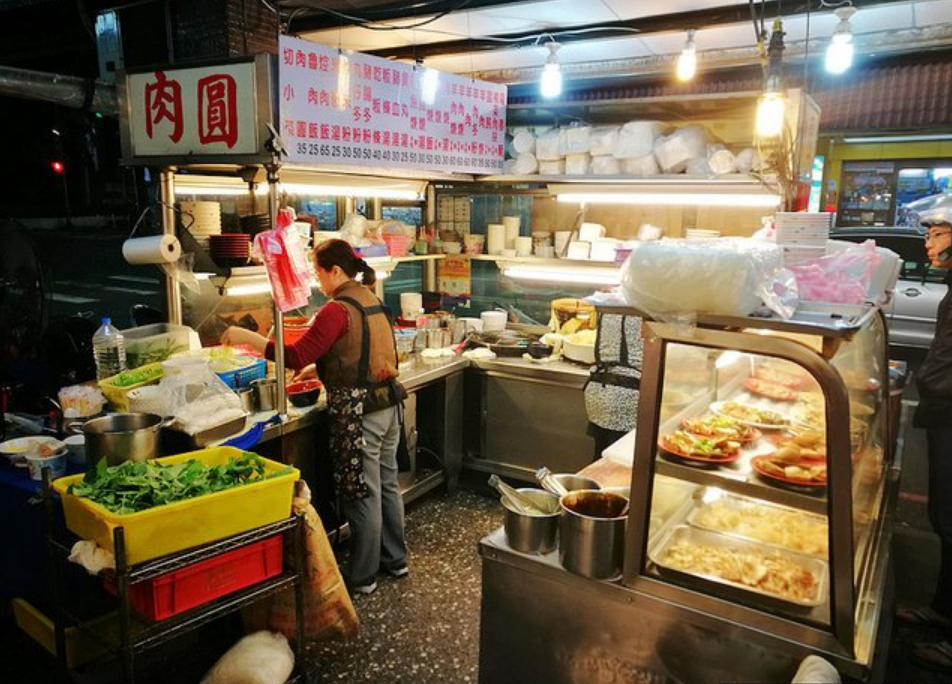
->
[[313, 238, 376, 286]]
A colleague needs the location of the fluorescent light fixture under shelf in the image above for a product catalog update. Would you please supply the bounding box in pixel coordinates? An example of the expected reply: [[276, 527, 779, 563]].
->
[[501, 264, 620, 286], [555, 192, 781, 208], [223, 281, 273, 297], [842, 134, 952, 144]]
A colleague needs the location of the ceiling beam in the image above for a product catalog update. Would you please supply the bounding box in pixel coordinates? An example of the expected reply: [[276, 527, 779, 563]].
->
[[290, 0, 902, 61]]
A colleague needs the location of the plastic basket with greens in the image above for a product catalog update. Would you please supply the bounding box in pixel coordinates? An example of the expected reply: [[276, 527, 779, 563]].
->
[[69, 452, 293, 515]]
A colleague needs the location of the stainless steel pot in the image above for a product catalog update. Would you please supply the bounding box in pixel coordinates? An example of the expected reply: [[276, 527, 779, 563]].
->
[[252, 378, 277, 411], [80, 412, 166, 468], [502, 489, 560, 554], [559, 489, 628, 580]]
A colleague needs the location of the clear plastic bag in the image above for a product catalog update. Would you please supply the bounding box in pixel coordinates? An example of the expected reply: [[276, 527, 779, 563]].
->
[[162, 361, 244, 435], [620, 238, 783, 319], [787, 239, 882, 305]]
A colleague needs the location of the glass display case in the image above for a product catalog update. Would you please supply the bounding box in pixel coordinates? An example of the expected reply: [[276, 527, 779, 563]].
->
[[623, 301, 894, 672]]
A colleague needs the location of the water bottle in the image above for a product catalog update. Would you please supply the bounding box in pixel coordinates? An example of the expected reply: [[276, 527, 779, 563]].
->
[[92, 317, 127, 380]]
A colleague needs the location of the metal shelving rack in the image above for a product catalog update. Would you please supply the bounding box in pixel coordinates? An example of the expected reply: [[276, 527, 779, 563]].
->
[[43, 477, 307, 684]]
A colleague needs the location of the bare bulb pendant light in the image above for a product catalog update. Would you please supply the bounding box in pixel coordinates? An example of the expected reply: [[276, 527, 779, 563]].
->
[[825, 6, 857, 74], [676, 29, 697, 81], [540, 42, 562, 99]]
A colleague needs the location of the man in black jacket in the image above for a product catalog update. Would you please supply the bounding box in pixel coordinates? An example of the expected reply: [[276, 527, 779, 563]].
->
[[901, 207, 952, 672]]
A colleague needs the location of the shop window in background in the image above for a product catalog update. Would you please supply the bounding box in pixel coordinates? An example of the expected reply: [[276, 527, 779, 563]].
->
[[896, 167, 952, 226], [382, 203, 423, 231], [837, 161, 896, 227], [296, 196, 338, 231]]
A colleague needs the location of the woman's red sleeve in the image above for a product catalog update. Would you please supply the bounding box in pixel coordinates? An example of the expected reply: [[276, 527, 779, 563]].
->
[[264, 302, 349, 369]]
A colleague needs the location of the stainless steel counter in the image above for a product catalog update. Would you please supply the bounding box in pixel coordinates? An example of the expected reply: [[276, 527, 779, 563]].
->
[[469, 356, 590, 389]]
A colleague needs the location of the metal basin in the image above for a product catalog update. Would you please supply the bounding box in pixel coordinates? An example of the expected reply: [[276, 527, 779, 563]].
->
[[502, 489, 560, 555], [81, 412, 165, 468]]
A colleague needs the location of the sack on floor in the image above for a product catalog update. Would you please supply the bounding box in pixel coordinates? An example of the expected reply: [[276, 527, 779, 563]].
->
[[243, 485, 360, 642], [200, 630, 294, 684]]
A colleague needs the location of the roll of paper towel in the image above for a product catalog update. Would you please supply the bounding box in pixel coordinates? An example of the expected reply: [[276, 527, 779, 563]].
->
[[122, 235, 182, 265]]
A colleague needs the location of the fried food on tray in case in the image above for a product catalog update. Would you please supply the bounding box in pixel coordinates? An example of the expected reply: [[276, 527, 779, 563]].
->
[[659, 538, 820, 603], [769, 428, 826, 463], [681, 414, 758, 443], [692, 498, 828, 558], [755, 457, 827, 484], [660, 430, 740, 459], [752, 364, 811, 390], [713, 401, 789, 428]]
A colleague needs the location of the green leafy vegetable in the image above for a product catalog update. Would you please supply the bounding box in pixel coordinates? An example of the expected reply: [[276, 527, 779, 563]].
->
[[109, 365, 164, 388], [68, 453, 292, 514]]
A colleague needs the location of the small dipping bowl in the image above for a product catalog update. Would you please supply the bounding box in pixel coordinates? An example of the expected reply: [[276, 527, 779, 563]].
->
[[25, 447, 68, 481], [287, 380, 322, 407]]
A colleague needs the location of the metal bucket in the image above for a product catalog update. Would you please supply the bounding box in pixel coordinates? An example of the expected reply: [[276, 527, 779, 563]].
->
[[559, 489, 628, 580], [80, 412, 165, 468], [502, 489, 560, 554]]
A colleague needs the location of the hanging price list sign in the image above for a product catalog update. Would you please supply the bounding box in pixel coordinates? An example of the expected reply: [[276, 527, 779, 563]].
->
[[278, 35, 507, 175]]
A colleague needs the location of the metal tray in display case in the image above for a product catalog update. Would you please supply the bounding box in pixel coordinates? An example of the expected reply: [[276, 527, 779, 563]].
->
[[648, 524, 829, 609], [686, 492, 829, 560]]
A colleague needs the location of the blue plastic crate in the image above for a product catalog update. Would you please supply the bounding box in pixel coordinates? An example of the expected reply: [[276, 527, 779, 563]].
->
[[215, 357, 266, 390]]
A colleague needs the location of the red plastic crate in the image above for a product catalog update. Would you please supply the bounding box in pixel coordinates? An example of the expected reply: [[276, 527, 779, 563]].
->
[[104, 535, 283, 621]]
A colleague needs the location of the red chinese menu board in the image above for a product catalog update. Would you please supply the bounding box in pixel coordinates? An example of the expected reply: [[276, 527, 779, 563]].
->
[[125, 60, 264, 159], [279, 36, 507, 175]]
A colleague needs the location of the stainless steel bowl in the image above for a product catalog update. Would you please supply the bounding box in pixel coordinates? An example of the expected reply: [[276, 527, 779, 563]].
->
[[502, 488, 560, 555], [553, 473, 601, 492]]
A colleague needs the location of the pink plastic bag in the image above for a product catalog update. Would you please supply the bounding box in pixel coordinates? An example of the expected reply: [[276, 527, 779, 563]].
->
[[254, 209, 317, 312], [788, 240, 881, 305]]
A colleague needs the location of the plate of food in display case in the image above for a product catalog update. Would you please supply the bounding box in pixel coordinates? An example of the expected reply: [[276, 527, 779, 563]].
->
[[764, 428, 827, 463], [709, 401, 790, 430], [751, 455, 827, 492], [658, 430, 742, 468], [743, 378, 800, 402], [687, 492, 829, 559], [649, 524, 828, 609], [681, 414, 761, 444]]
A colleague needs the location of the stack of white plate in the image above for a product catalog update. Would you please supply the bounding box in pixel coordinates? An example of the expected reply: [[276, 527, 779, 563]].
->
[[179, 201, 221, 248], [776, 212, 831, 265], [684, 228, 722, 239]]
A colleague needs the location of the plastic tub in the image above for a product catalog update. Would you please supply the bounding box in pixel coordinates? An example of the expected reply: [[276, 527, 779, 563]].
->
[[122, 323, 192, 369], [103, 535, 283, 620], [53, 446, 299, 564]]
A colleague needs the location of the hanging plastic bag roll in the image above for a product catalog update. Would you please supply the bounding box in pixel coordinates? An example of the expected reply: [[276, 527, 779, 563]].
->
[[122, 235, 182, 265]]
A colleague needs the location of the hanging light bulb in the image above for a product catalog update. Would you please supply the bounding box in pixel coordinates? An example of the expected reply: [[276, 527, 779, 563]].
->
[[540, 42, 562, 99], [421, 63, 440, 106], [755, 77, 785, 138], [337, 50, 350, 109], [676, 29, 697, 82], [825, 6, 857, 74]]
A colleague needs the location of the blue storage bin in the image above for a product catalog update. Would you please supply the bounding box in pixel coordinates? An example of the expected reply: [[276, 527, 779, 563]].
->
[[215, 357, 266, 390]]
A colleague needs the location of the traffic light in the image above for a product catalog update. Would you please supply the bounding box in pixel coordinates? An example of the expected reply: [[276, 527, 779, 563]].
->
[[51, 160, 65, 174]]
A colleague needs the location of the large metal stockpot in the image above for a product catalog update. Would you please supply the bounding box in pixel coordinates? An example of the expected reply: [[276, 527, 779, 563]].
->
[[80, 412, 165, 468]]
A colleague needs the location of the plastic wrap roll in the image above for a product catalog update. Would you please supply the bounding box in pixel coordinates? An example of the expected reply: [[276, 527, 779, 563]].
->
[[122, 235, 182, 265], [512, 130, 536, 155], [513, 153, 539, 175]]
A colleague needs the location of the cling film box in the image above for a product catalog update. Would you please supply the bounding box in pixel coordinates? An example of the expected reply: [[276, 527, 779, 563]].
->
[[53, 446, 299, 565]]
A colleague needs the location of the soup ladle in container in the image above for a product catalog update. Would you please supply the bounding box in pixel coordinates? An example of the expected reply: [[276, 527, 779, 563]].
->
[[488, 475, 547, 515]]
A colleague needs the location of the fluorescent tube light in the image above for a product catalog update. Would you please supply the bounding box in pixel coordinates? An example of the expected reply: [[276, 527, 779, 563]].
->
[[224, 281, 273, 297], [501, 264, 620, 287], [278, 183, 421, 201], [555, 192, 781, 208], [842, 134, 952, 144]]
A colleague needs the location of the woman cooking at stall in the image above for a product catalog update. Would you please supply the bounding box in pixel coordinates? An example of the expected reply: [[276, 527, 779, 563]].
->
[[222, 239, 409, 597]]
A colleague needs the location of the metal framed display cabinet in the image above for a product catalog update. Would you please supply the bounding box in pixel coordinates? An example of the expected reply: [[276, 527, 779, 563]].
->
[[478, 302, 899, 684]]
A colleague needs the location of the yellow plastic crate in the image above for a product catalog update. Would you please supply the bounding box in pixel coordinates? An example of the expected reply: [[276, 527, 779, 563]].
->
[[53, 446, 299, 565], [13, 598, 116, 669], [98, 362, 164, 412]]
